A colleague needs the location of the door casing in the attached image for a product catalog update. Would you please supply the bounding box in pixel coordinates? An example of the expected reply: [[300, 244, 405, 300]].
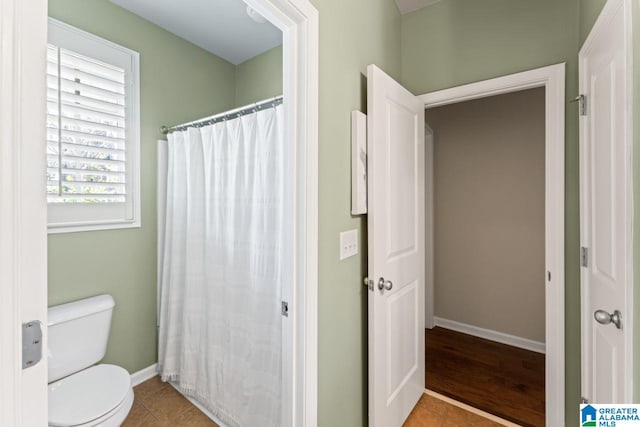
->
[[0, 0, 48, 425], [424, 123, 435, 330], [418, 63, 567, 426]]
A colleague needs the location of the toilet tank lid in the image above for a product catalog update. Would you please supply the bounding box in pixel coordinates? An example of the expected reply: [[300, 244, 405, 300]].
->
[[48, 295, 115, 327]]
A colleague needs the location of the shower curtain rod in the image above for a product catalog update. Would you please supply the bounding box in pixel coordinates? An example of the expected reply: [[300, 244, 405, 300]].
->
[[160, 95, 283, 135]]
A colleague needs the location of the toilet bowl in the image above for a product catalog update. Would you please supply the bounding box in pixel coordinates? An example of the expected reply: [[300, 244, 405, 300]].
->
[[48, 295, 134, 427], [48, 364, 133, 427]]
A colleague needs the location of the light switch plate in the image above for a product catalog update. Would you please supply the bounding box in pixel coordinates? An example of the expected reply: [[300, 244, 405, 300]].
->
[[340, 229, 358, 260]]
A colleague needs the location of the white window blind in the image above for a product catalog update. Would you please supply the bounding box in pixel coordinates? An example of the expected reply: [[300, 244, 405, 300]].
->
[[47, 18, 140, 233], [47, 45, 127, 203]]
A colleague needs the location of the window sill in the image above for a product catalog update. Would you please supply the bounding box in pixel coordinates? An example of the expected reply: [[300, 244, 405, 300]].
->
[[47, 219, 141, 234]]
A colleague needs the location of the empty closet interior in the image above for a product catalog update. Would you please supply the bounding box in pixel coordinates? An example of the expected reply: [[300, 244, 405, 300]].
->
[[425, 87, 546, 427]]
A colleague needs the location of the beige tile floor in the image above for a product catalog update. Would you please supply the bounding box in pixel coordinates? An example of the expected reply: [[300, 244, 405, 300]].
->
[[403, 393, 505, 427], [123, 377, 218, 427], [124, 377, 503, 426]]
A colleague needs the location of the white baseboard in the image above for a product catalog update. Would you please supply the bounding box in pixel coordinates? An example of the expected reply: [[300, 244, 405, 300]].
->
[[433, 317, 545, 354], [130, 363, 158, 387]]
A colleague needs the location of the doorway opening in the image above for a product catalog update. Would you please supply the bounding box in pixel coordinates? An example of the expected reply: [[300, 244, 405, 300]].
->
[[418, 64, 566, 427], [42, 0, 317, 425], [0, 0, 317, 425], [423, 87, 546, 426]]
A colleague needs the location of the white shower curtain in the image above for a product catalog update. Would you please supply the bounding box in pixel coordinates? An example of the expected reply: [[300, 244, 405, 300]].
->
[[157, 105, 286, 427]]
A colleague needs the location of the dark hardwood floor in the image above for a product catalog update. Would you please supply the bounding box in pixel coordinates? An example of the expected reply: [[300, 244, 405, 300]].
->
[[425, 327, 545, 427]]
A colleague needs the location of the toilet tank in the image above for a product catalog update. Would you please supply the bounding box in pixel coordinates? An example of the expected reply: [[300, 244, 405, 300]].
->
[[48, 295, 115, 383]]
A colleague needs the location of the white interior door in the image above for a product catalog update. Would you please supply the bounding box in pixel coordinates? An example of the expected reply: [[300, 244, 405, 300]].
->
[[0, 0, 49, 426], [367, 64, 425, 427], [579, 0, 633, 404]]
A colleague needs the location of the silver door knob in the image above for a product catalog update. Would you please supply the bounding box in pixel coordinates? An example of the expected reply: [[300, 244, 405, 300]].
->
[[378, 277, 393, 291], [594, 309, 622, 329]]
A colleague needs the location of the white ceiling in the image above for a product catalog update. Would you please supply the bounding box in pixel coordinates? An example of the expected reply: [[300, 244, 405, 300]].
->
[[394, 0, 441, 14], [110, 0, 282, 65]]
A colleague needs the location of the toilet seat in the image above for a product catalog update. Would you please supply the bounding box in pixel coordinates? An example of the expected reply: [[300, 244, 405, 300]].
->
[[49, 364, 133, 427]]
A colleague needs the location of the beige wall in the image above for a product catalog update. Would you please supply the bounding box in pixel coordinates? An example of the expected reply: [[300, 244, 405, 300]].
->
[[426, 87, 546, 343]]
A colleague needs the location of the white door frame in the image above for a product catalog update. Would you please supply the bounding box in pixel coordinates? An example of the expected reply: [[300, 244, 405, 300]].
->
[[0, 0, 319, 426], [579, 0, 634, 403], [0, 0, 49, 425], [418, 63, 566, 426], [245, 2, 319, 425], [424, 123, 435, 330]]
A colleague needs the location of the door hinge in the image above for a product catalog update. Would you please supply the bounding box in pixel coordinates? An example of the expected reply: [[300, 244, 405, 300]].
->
[[22, 321, 43, 369], [572, 94, 587, 116], [281, 301, 289, 317], [581, 246, 589, 267]]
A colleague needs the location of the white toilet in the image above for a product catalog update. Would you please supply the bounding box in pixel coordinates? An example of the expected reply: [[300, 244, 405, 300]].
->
[[48, 295, 134, 427]]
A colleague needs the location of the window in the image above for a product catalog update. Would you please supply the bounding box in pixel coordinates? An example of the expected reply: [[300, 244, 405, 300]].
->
[[47, 19, 140, 233]]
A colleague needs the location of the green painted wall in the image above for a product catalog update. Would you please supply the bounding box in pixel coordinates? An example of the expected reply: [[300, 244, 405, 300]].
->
[[47, 0, 237, 374], [235, 45, 283, 107], [401, 0, 581, 424], [308, 0, 401, 425], [579, 0, 607, 45]]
